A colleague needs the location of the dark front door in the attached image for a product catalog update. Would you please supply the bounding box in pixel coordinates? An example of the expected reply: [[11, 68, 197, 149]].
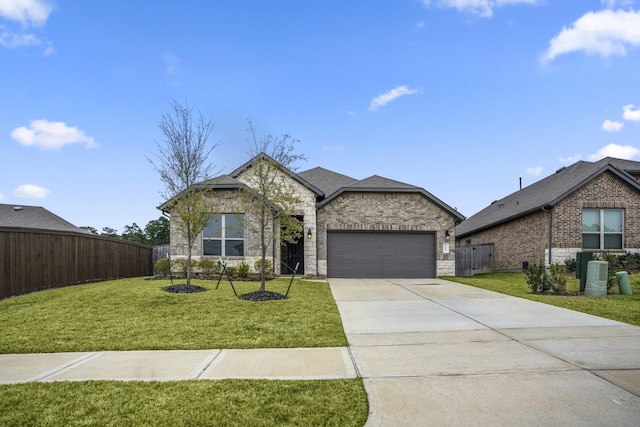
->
[[281, 237, 304, 275]]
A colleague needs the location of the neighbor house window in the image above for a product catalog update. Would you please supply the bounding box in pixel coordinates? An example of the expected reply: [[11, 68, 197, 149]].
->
[[203, 214, 244, 256], [582, 209, 623, 249]]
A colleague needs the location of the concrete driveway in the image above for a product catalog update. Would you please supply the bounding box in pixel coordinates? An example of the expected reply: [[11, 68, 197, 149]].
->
[[329, 278, 640, 427]]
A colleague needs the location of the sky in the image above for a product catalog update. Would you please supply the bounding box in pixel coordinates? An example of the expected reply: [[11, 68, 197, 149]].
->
[[1, 0, 640, 233]]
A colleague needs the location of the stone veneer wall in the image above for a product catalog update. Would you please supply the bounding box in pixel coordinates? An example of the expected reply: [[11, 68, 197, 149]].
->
[[169, 189, 268, 270], [459, 171, 640, 270], [317, 192, 459, 276], [234, 168, 318, 275]]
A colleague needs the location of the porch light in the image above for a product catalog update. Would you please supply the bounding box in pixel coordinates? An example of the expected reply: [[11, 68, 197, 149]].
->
[[445, 230, 450, 241], [307, 228, 313, 239]]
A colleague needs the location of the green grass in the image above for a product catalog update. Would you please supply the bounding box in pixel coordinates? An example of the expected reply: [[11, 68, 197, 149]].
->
[[0, 379, 368, 427], [443, 272, 640, 326], [0, 278, 369, 426], [0, 277, 347, 353]]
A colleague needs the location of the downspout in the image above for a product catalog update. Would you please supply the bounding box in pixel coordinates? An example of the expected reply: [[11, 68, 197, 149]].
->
[[541, 206, 552, 265]]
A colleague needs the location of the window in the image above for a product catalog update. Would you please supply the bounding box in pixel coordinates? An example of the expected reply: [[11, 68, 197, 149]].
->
[[582, 209, 623, 249], [203, 214, 244, 256]]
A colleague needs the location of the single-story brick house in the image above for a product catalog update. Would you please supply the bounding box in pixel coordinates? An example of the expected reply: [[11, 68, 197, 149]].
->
[[159, 154, 465, 278], [455, 157, 640, 271]]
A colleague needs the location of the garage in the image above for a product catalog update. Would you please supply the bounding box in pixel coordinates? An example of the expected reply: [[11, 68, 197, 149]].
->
[[327, 231, 436, 278]]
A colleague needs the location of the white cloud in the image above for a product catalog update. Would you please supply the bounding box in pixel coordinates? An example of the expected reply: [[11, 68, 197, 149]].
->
[[13, 184, 50, 199], [0, 1, 54, 53], [588, 143, 640, 160], [602, 0, 635, 8], [10, 119, 98, 150], [422, 0, 538, 19], [0, 192, 5, 200], [540, 9, 640, 64], [623, 104, 640, 121], [559, 154, 581, 163], [602, 119, 624, 131], [0, 0, 53, 26], [368, 86, 419, 112], [526, 166, 543, 176]]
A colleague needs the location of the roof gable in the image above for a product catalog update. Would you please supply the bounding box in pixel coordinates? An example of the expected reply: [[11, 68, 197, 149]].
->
[[456, 157, 640, 237], [231, 152, 323, 196], [318, 174, 465, 221]]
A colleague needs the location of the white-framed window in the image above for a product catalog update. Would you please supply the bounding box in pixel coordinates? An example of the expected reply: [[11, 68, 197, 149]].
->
[[582, 209, 623, 249], [203, 214, 244, 256]]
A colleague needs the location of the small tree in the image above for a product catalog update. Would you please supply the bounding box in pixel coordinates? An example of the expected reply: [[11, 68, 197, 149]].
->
[[149, 99, 218, 286], [239, 120, 306, 292]]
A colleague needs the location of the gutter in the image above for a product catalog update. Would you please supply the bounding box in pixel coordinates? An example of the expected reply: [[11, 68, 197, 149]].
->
[[541, 206, 552, 265]]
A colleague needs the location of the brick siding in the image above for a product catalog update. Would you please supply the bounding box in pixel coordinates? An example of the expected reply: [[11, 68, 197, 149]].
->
[[317, 192, 459, 276]]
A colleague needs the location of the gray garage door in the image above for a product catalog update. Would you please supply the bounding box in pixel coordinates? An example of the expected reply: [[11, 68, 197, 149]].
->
[[327, 231, 436, 278]]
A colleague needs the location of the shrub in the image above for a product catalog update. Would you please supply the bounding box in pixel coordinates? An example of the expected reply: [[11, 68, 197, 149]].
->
[[238, 261, 250, 278], [198, 258, 219, 278], [524, 259, 546, 293], [564, 257, 576, 272], [254, 259, 274, 275], [154, 258, 170, 277], [549, 264, 567, 294], [226, 266, 238, 277], [171, 258, 189, 277]]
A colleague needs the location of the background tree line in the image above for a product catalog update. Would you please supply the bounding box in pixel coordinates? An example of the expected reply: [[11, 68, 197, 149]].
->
[[80, 216, 169, 246]]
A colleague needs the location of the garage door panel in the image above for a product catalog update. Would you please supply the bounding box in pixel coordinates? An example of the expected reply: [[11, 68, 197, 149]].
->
[[327, 232, 435, 278]]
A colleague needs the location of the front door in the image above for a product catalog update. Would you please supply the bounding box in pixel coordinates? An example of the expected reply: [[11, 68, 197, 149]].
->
[[281, 216, 305, 275]]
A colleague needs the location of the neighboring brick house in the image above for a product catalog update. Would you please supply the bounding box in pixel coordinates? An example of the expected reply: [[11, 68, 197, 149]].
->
[[0, 204, 87, 233], [455, 157, 640, 272], [159, 153, 465, 278]]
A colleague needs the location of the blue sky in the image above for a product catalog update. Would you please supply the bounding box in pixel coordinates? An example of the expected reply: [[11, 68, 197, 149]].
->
[[2, 0, 640, 232]]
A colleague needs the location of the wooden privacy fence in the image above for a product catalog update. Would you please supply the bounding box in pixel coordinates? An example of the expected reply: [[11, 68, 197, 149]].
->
[[0, 227, 153, 300], [455, 243, 494, 277]]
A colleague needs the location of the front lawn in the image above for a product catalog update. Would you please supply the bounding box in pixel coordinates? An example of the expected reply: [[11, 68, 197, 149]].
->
[[0, 379, 368, 427], [0, 277, 347, 353], [444, 272, 640, 327], [1, 278, 369, 426]]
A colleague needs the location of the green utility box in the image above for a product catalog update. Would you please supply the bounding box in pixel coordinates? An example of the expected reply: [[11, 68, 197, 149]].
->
[[576, 252, 594, 293], [616, 271, 633, 295]]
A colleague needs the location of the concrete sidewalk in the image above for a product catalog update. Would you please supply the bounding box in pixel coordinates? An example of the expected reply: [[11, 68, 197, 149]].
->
[[0, 347, 357, 384], [330, 278, 640, 427]]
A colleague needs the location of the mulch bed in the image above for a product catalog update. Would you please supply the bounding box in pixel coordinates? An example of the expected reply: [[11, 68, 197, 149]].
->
[[163, 284, 207, 293], [240, 290, 287, 301]]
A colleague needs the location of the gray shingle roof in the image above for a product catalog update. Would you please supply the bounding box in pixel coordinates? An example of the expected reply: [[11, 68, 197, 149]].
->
[[346, 175, 421, 190], [297, 167, 358, 196], [456, 157, 640, 238], [0, 204, 85, 233], [157, 155, 465, 222]]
